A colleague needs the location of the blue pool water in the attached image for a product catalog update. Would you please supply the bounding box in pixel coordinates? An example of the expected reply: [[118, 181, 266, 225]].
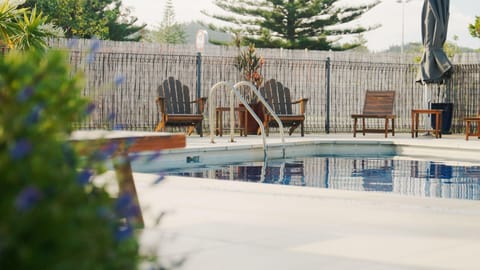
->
[[163, 156, 480, 200]]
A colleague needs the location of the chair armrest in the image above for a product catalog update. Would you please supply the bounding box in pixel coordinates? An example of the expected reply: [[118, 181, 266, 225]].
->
[[191, 97, 208, 113], [292, 98, 309, 114], [291, 98, 309, 104]]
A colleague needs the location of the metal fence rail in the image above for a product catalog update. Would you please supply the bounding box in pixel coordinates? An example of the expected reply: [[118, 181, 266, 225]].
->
[[53, 39, 480, 134]]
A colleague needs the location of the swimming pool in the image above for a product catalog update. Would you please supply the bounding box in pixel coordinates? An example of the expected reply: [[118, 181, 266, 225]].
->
[[161, 155, 480, 201]]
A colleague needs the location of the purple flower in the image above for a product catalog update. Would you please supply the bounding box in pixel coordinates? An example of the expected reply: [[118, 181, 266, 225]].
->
[[10, 139, 33, 160], [114, 223, 133, 242], [102, 141, 119, 157], [128, 152, 142, 162], [115, 193, 140, 219], [113, 124, 124, 130], [114, 75, 125, 86], [87, 39, 101, 64], [77, 169, 93, 186], [85, 102, 96, 115], [67, 38, 79, 49], [97, 206, 115, 221], [90, 39, 101, 53], [92, 149, 109, 162], [25, 105, 43, 124], [146, 152, 162, 163], [125, 138, 136, 148], [16, 86, 34, 102], [115, 193, 132, 210], [61, 143, 76, 167], [107, 112, 116, 122], [86, 53, 96, 64], [152, 174, 165, 185], [15, 186, 42, 211]]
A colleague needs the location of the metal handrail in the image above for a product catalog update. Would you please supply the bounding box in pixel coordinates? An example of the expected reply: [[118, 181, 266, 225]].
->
[[208, 81, 268, 157], [209, 81, 267, 152], [234, 81, 285, 158], [208, 81, 286, 159]]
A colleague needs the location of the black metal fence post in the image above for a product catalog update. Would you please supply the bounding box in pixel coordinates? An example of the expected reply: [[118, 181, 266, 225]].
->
[[196, 52, 202, 101], [196, 52, 202, 134], [325, 57, 331, 134]]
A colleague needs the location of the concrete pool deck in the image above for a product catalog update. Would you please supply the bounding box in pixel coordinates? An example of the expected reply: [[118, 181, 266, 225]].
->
[[133, 133, 480, 270]]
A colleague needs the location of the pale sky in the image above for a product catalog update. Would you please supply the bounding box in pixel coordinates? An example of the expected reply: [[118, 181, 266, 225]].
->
[[122, 0, 480, 51]]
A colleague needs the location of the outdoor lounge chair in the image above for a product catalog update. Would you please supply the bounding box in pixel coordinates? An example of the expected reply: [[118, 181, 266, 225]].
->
[[464, 111, 480, 140], [154, 77, 207, 136], [259, 79, 308, 136], [351, 90, 396, 138]]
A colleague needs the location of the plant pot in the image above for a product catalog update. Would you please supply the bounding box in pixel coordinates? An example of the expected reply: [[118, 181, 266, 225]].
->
[[430, 102, 453, 134], [239, 103, 264, 135]]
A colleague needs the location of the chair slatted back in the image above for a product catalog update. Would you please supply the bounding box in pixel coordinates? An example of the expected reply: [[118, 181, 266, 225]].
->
[[362, 91, 395, 115], [157, 77, 191, 114], [260, 79, 293, 115]]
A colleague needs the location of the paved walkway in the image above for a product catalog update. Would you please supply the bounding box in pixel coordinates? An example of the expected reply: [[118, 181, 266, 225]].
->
[[133, 133, 480, 270]]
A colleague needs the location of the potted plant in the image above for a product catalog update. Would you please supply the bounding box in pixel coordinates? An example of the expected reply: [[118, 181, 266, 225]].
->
[[235, 43, 265, 91], [235, 43, 265, 134]]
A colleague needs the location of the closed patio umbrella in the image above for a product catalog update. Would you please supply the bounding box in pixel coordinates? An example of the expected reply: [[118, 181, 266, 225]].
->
[[416, 0, 453, 131], [416, 0, 452, 84]]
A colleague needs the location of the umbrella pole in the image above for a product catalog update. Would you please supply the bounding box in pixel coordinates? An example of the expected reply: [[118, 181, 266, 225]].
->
[[424, 83, 431, 135]]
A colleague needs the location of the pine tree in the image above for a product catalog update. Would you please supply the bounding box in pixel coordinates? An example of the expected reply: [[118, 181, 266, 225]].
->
[[149, 0, 187, 44], [107, 3, 146, 41], [203, 0, 379, 50]]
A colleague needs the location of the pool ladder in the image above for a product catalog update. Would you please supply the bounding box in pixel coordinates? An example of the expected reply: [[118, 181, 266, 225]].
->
[[208, 81, 286, 159]]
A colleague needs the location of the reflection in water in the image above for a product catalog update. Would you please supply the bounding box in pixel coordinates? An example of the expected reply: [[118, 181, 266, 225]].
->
[[165, 157, 480, 200], [237, 161, 305, 185], [352, 159, 394, 192]]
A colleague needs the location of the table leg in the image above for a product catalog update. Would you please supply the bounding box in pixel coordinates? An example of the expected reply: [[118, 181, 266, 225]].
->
[[219, 110, 223, 136], [353, 117, 357, 137], [411, 112, 414, 138], [477, 120, 480, 139], [466, 120, 470, 140], [438, 112, 442, 138], [243, 109, 248, 137], [415, 112, 419, 137], [362, 118, 366, 136], [113, 151, 144, 227], [215, 110, 219, 136], [384, 118, 388, 138], [391, 118, 395, 136]]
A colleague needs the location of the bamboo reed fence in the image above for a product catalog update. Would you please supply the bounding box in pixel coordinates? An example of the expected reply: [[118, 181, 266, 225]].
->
[[49, 38, 480, 135]]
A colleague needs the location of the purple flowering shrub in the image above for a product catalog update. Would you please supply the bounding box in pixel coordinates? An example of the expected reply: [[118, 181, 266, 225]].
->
[[0, 50, 142, 269]]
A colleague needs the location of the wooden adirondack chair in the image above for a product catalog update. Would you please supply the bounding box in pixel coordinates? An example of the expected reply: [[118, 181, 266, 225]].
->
[[154, 77, 207, 136], [259, 79, 308, 136], [351, 90, 396, 138]]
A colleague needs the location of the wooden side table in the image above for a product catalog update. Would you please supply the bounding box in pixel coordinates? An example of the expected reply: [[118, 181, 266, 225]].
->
[[216, 106, 249, 136], [464, 116, 480, 140], [411, 109, 443, 139]]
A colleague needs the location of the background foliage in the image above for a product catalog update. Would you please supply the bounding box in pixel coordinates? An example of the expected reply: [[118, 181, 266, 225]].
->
[[469, 16, 480, 39], [202, 0, 380, 50], [0, 0, 57, 51], [20, 0, 145, 41], [0, 49, 144, 269]]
